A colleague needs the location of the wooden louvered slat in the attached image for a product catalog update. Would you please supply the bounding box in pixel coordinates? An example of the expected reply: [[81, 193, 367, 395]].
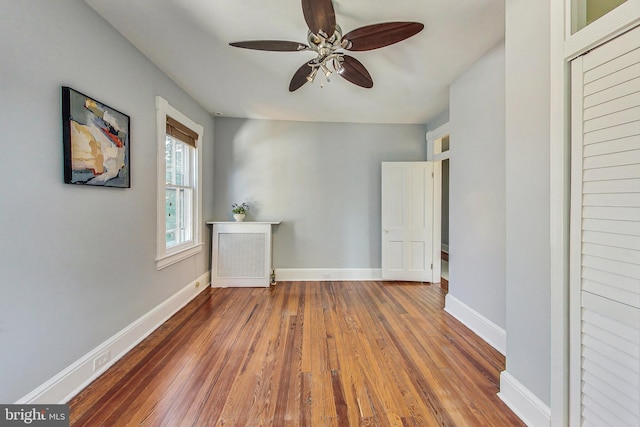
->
[[582, 347, 640, 396], [583, 306, 640, 344], [584, 120, 640, 145], [581, 311, 640, 424], [583, 206, 640, 221], [583, 192, 640, 207], [584, 47, 640, 83], [585, 77, 640, 109], [584, 64, 640, 96], [582, 267, 640, 307], [584, 371, 640, 416], [582, 255, 640, 280], [583, 163, 640, 180], [583, 27, 640, 71], [582, 302, 640, 379], [583, 135, 640, 156], [584, 144, 640, 163], [581, 409, 609, 427], [584, 370, 640, 413], [583, 148, 640, 169], [583, 242, 640, 265], [583, 334, 639, 370], [582, 218, 640, 235], [582, 395, 633, 427], [582, 230, 640, 250], [583, 320, 640, 359], [584, 106, 640, 132], [583, 281, 640, 308], [584, 92, 640, 121], [582, 352, 640, 390], [583, 178, 640, 193], [583, 383, 639, 422], [584, 282, 640, 308], [583, 267, 640, 293]]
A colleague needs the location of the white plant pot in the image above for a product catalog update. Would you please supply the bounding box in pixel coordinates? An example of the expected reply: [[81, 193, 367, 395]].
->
[[233, 213, 245, 222]]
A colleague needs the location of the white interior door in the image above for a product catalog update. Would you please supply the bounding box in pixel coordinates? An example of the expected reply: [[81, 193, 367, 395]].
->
[[569, 25, 640, 427], [381, 162, 434, 282]]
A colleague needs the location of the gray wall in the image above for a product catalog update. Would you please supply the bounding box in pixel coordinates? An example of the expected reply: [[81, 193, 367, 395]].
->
[[213, 118, 426, 268], [505, 0, 551, 405], [427, 109, 450, 132], [448, 41, 506, 329], [0, 0, 215, 403]]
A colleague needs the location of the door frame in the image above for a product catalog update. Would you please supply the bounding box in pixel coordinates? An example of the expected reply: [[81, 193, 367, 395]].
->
[[427, 122, 451, 285]]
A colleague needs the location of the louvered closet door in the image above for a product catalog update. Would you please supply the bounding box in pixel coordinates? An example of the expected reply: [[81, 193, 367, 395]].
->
[[570, 26, 640, 427]]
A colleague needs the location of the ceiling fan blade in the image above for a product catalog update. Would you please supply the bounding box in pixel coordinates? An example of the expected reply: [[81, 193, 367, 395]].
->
[[338, 55, 373, 88], [301, 0, 336, 36], [343, 22, 424, 51], [289, 62, 313, 92], [229, 40, 309, 51]]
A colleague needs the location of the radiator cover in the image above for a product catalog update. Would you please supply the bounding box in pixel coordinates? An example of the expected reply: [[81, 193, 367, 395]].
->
[[209, 222, 279, 287]]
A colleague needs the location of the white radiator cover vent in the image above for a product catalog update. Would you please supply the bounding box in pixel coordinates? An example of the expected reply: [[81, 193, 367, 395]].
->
[[217, 233, 266, 278], [209, 221, 280, 288]]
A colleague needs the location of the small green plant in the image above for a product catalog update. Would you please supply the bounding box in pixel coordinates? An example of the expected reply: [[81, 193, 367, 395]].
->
[[232, 202, 249, 214]]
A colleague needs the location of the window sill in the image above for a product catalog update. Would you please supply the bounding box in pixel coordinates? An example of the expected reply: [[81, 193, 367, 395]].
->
[[156, 243, 203, 270]]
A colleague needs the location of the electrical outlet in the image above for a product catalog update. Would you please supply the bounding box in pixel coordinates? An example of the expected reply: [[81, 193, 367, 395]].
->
[[195, 281, 200, 288], [93, 350, 111, 371]]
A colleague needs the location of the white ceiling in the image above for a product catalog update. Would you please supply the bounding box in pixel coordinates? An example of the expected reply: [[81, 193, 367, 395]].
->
[[86, 0, 504, 124]]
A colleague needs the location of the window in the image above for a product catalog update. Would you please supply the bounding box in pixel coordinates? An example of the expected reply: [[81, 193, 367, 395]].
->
[[156, 97, 204, 269], [165, 117, 195, 249], [572, 0, 628, 33]]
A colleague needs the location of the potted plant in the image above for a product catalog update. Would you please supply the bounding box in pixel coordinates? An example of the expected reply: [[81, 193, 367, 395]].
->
[[232, 202, 249, 221]]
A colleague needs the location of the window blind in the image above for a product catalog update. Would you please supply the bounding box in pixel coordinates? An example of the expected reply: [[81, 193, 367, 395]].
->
[[166, 115, 198, 148]]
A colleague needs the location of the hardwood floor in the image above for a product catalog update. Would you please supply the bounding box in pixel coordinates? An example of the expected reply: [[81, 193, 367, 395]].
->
[[69, 282, 524, 426]]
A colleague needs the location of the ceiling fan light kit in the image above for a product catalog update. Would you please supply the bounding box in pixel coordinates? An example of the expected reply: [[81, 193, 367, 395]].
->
[[229, 0, 424, 92]]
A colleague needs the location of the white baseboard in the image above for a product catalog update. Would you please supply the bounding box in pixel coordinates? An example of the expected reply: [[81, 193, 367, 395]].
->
[[499, 371, 551, 427], [16, 271, 210, 404], [444, 294, 506, 355], [275, 268, 382, 282]]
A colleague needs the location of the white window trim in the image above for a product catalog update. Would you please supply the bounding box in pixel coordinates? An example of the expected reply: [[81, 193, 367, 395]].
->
[[155, 96, 204, 270]]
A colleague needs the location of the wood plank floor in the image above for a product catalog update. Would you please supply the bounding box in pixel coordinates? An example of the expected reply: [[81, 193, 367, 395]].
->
[[69, 281, 524, 426]]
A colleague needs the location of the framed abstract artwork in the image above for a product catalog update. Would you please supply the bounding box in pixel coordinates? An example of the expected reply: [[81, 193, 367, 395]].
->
[[61, 86, 130, 187]]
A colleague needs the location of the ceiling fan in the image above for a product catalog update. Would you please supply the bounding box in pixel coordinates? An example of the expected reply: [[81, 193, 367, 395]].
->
[[229, 0, 424, 92]]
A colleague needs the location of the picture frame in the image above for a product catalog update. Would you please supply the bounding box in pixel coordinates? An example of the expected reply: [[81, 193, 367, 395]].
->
[[61, 86, 130, 187]]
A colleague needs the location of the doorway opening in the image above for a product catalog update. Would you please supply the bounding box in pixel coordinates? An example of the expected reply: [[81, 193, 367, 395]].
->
[[441, 157, 450, 291], [427, 124, 450, 292]]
